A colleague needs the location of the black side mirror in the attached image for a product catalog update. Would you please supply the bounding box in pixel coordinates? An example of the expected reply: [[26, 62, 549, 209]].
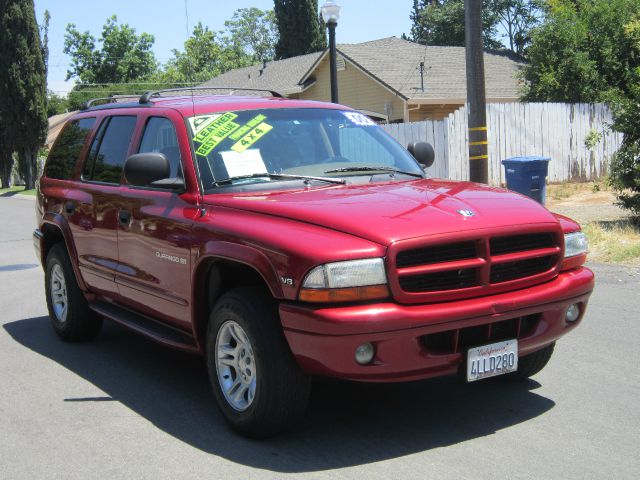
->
[[407, 142, 435, 169], [124, 153, 184, 191]]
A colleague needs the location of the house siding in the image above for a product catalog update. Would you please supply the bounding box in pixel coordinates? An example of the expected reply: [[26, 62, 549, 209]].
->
[[298, 56, 406, 122]]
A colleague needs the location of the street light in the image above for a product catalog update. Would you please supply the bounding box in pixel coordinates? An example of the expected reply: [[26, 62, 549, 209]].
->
[[321, 0, 341, 104]]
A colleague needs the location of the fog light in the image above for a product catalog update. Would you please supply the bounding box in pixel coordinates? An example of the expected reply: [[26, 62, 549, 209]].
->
[[355, 342, 375, 365], [566, 303, 580, 323]]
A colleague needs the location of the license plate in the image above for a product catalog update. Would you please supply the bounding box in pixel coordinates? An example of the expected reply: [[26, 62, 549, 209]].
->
[[467, 339, 518, 382]]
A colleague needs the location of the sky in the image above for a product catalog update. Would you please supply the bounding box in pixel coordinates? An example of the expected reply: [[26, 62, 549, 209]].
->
[[34, 0, 414, 95]]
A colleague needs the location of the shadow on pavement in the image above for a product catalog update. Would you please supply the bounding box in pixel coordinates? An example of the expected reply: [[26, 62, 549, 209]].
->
[[4, 316, 555, 473], [0, 191, 23, 197]]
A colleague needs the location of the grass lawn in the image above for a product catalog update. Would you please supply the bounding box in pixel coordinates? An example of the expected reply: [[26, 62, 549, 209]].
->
[[0, 186, 36, 197], [547, 182, 640, 266], [583, 219, 640, 265]]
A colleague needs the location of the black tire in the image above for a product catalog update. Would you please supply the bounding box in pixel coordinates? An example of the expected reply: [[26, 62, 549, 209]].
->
[[206, 287, 310, 438], [505, 342, 555, 381], [45, 243, 103, 341]]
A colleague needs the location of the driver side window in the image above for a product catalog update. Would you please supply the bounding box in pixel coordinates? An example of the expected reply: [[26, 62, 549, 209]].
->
[[138, 117, 183, 179]]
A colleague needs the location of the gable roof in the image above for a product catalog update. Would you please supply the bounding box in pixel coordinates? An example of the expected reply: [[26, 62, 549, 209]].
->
[[201, 37, 524, 101], [334, 37, 524, 100], [200, 51, 322, 96]]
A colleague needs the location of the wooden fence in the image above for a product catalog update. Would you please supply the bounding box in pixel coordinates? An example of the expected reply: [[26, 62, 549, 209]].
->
[[382, 103, 624, 184]]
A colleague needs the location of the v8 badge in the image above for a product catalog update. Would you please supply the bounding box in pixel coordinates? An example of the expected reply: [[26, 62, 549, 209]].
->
[[281, 277, 295, 287]]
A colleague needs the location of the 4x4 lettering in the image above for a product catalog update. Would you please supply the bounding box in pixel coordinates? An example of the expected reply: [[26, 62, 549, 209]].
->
[[231, 122, 273, 153], [230, 114, 268, 141]]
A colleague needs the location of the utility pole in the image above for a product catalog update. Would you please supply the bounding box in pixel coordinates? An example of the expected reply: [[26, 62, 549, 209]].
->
[[465, 0, 489, 184]]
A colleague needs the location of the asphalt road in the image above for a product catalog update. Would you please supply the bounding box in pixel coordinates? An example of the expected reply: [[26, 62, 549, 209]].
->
[[1, 194, 638, 480]]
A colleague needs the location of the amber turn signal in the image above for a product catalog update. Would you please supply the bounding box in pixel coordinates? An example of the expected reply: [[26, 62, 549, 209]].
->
[[299, 284, 390, 303], [560, 252, 587, 271]]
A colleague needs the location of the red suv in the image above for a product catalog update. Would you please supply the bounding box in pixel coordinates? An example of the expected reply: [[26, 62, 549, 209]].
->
[[34, 89, 594, 438]]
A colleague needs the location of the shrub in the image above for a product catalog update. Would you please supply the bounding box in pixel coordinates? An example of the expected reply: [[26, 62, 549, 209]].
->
[[609, 143, 640, 218]]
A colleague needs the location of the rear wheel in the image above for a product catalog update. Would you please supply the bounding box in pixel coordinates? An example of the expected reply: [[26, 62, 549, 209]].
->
[[506, 343, 555, 381], [206, 287, 310, 438], [45, 243, 102, 341]]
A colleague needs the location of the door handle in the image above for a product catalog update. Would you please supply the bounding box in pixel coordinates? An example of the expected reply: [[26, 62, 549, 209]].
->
[[64, 201, 75, 214], [119, 210, 131, 225]]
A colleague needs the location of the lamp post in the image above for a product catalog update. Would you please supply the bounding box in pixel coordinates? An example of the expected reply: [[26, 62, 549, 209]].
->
[[321, 1, 341, 104]]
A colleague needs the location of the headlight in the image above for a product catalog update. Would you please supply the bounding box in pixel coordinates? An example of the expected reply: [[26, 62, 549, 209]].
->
[[564, 231, 588, 258], [300, 258, 389, 303]]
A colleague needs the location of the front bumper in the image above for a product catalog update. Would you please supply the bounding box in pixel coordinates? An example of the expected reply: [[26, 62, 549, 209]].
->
[[280, 267, 594, 382]]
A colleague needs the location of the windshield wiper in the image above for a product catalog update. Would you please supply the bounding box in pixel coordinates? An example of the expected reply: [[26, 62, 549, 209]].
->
[[214, 172, 346, 186], [323, 166, 424, 178]]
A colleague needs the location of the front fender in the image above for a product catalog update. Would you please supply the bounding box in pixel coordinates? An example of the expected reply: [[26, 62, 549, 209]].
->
[[40, 212, 88, 292], [193, 241, 284, 299]]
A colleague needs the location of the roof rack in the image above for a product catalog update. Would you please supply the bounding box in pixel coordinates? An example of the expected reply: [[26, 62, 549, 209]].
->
[[138, 86, 284, 104], [80, 95, 142, 110]]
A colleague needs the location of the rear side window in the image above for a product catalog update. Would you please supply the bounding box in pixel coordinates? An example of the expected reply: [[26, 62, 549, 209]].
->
[[83, 116, 137, 184], [46, 118, 95, 180], [138, 117, 182, 179]]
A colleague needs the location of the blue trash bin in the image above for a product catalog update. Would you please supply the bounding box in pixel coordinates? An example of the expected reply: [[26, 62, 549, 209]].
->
[[501, 156, 551, 205]]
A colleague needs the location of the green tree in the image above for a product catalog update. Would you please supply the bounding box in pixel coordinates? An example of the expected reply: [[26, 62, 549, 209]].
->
[[156, 22, 251, 85], [65, 82, 170, 111], [409, 0, 542, 52], [0, 0, 48, 189], [274, 0, 326, 60], [0, 138, 11, 189], [40, 9, 50, 78], [64, 15, 157, 84], [608, 17, 640, 218], [522, 1, 640, 217], [224, 8, 278, 63], [47, 91, 69, 117], [494, 0, 544, 56], [410, 0, 502, 49], [522, 0, 640, 102]]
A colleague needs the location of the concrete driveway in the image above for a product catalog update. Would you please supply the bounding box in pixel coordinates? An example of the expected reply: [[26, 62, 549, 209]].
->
[[1, 195, 638, 479]]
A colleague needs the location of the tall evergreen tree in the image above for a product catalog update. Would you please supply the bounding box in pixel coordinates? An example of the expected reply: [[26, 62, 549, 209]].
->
[[0, 0, 48, 189], [274, 0, 326, 60]]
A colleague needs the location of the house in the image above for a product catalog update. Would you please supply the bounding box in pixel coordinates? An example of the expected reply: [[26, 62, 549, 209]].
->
[[46, 112, 74, 148], [201, 37, 524, 123]]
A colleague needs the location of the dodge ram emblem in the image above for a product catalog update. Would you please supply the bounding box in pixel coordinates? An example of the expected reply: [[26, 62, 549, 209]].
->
[[457, 209, 475, 218]]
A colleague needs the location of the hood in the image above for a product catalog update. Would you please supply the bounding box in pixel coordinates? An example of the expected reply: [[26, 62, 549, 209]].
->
[[203, 179, 560, 246]]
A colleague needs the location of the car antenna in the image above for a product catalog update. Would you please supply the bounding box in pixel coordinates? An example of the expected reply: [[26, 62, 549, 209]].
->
[[184, 0, 196, 119]]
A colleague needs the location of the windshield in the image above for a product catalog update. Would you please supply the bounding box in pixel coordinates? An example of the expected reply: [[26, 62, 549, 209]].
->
[[187, 108, 423, 191]]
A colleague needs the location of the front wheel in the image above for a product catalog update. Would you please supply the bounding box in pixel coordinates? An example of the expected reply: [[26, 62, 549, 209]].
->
[[206, 287, 310, 438], [45, 243, 102, 341]]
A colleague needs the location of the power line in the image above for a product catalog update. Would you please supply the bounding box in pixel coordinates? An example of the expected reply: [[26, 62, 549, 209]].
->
[[61, 82, 197, 86], [395, 41, 429, 97]]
